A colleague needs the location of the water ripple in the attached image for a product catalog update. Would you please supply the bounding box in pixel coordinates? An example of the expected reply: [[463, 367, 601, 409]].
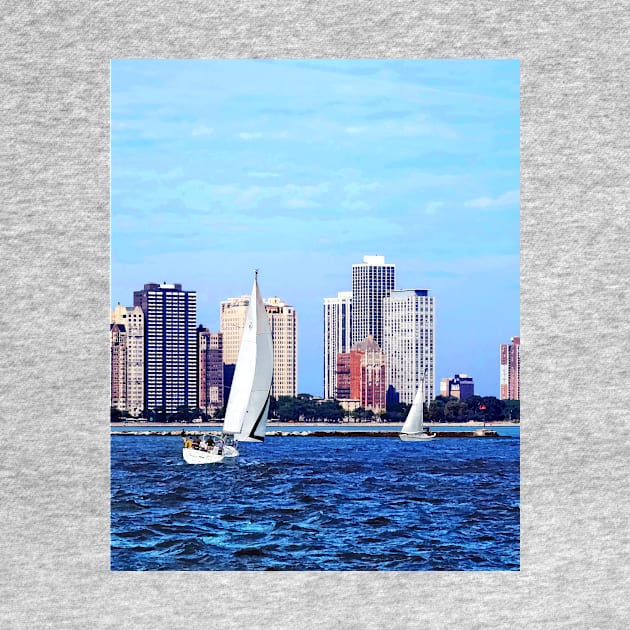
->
[[111, 435, 519, 570]]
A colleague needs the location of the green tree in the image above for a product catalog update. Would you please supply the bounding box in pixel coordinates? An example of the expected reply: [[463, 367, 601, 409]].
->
[[480, 396, 504, 422], [148, 406, 167, 423], [428, 397, 450, 423], [301, 398, 318, 421], [277, 395, 300, 421], [458, 401, 470, 421], [169, 405, 193, 423], [350, 407, 375, 421], [190, 407, 206, 422], [466, 396, 486, 421], [444, 400, 461, 422], [317, 399, 345, 422], [503, 399, 520, 421], [384, 400, 411, 422], [349, 407, 363, 421]]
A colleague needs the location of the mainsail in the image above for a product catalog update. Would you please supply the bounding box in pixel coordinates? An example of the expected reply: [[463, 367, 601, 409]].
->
[[401, 380, 426, 435], [222, 272, 273, 442]]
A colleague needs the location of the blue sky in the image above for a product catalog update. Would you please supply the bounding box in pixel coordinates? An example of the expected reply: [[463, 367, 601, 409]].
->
[[111, 59, 520, 398]]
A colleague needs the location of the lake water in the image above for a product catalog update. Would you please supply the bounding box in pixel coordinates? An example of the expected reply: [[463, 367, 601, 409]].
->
[[111, 434, 519, 571]]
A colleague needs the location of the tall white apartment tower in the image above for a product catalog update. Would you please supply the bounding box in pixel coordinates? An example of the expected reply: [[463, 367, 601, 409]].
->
[[323, 291, 352, 399], [351, 255, 395, 350], [383, 289, 435, 405], [110, 304, 145, 416]]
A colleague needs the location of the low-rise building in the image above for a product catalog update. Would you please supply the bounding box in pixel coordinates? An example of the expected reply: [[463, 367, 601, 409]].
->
[[440, 374, 474, 400], [336, 335, 386, 413]]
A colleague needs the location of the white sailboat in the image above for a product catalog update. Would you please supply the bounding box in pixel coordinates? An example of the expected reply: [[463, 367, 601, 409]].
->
[[182, 271, 273, 464], [399, 373, 436, 442]]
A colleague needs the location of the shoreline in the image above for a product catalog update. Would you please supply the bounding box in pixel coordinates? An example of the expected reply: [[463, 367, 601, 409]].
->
[[112, 420, 518, 428]]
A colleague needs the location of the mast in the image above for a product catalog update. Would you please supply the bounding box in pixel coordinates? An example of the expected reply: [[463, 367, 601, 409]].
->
[[221, 271, 273, 441]]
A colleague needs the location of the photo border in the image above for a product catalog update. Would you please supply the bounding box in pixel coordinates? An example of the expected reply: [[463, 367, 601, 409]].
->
[[2, 2, 627, 627]]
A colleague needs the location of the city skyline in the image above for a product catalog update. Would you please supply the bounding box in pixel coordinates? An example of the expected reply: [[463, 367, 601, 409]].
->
[[111, 59, 520, 397]]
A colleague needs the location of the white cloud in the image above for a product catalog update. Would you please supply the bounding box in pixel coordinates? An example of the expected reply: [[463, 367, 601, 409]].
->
[[238, 132, 263, 140], [425, 201, 445, 215], [339, 117, 456, 141], [341, 199, 370, 212], [113, 207, 406, 258], [284, 198, 320, 209], [111, 120, 135, 130], [191, 125, 214, 137], [137, 179, 331, 214], [239, 131, 289, 141], [464, 190, 519, 209], [423, 254, 519, 275], [400, 120, 457, 139], [343, 181, 381, 196], [248, 171, 280, 179]]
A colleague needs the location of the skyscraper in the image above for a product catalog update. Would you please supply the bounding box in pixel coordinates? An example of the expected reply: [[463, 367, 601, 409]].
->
[[197, 326, 223, 415], [221, 293, 298, 401], [110, 322, 127, 413], [133, 283, 197, 415], [265, 297, 298, 398], [220, 295, 250, 366], [220, 294, 250, 404], [500, 336, 520, 400], [323, 291, 352, 400], [110, 304, 144, 416], [351, 255, 395, 350], [383, 289, 435, 405]]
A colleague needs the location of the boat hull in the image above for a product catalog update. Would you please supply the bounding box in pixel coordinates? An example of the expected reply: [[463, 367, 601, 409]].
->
[[399, 432, 437, 442], [182, 445, 239, 464]]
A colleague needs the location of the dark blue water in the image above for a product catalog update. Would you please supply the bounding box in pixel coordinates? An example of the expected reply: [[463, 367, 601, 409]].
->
[[111, 435, 519, 571]]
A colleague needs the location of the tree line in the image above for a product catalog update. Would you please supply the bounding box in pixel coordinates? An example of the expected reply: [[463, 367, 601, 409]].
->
[[111, 393, 519, 423], [426, 395, 519, 423]]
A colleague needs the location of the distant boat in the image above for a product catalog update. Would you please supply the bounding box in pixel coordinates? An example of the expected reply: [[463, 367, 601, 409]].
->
[[182, 271, 273, 464], [399, 372, 436, 442]]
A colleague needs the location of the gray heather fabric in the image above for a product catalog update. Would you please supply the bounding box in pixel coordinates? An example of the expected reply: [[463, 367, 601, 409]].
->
[[1, 2, 629, 628]]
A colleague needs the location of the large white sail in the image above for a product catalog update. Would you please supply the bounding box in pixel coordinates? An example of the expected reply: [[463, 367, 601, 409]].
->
[[401, 381, 425, 435], [222, 272, 273, 442]]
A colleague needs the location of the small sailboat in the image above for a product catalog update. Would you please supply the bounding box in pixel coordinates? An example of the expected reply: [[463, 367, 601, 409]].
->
[[182, 271, 273, 464], [399, 372, 436, 442]]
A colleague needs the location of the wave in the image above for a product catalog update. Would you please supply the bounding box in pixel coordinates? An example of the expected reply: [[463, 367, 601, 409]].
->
[[111, 434, 520, 571]]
